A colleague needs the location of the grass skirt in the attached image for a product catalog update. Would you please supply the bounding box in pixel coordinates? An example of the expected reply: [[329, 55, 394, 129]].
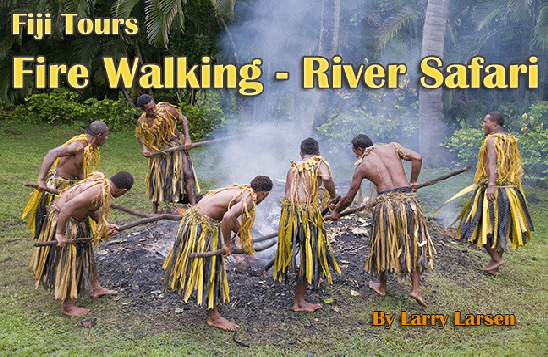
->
[[457, 183, 534, 251], [146, 139, 197, 203], [22, 173, 78, 239], [274, 200, 341, 289], [365, 188, 435, 277], [30, 206, 96, 300], [163, 209, 229, 309]]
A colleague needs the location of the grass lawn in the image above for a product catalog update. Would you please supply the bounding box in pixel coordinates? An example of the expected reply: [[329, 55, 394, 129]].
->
[[1, 121, 548, 356]]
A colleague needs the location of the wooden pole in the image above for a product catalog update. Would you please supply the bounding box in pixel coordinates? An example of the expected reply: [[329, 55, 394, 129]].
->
[[150, 136, 240, 156]]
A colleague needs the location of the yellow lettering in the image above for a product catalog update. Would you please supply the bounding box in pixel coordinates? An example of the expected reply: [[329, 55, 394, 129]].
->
[[363, 64, 385, 89], [103, 57, 139, 88], [484, 64, 507, 88], [302, 57, 330, 89], [420, 56, 444, 89], [445, 64, 468, 89]]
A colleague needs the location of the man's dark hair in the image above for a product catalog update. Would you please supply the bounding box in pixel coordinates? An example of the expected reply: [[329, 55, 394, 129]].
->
[[136, 94, 154, 108], [487, 111, 505, 127], [250, 176, 273, 192], [351, 134, 373, 149], [110, 171, 134, 190], [87, 121, 108, 136], [300, 137, 319, 155]]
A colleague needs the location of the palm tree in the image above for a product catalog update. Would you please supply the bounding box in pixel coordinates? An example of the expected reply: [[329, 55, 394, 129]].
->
[[418, 0, 450, 167]]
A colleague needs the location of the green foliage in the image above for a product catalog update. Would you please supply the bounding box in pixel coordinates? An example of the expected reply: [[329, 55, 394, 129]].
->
[[443, 128, 484, 166], [178, 91, 227, 141], [12, 89, 139, 130], [317, 104, 418, 153]]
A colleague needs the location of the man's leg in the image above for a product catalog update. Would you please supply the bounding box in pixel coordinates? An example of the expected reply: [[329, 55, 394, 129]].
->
[[369, 273, 387, 297], [481, 244, 505, 274], [207, 307, 238, 331], [182, 154, 196, 205], [89, 260, 117, 298], [410, 270, 427, 307], [293, 280, 322, 312]]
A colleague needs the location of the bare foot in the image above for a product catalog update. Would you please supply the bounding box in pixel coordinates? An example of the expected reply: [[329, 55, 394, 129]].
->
[[207, 316, 239, 331], [61, 304, 90, 317], [90, 287, 117, 298], [410, 291, 428, 307], [480, 259, 505, 272], [293, 301, 322, 312], [369, 281, 386, 297], [484, 266, 500, 275]]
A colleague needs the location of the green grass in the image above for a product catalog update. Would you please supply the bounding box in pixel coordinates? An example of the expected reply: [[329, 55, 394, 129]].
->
[[1, 122, 548, 356]]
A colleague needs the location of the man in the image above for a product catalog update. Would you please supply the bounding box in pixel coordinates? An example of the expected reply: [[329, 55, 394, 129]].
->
[[22, 121, 109, 238], [328, 134, 435, 307], [455, 112, 534, 274], [135, 94, 198, 213], [273, 137, 340, 312], [30, 171, 134, 317], [163, 176, 273, 331]]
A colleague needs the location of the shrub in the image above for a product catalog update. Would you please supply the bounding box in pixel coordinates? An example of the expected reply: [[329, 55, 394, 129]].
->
[[13, 89, 139, 130]]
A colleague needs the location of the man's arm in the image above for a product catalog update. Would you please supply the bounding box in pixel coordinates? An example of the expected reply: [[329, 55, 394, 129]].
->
[[37, 141, 84, 191], [485, 136, 498, 201], [220, 199, 248, 256], [330, 167, 365, 220], [136, 136, 152, 157], [404, 148, 422, 186], [318, 162, 336, 200]]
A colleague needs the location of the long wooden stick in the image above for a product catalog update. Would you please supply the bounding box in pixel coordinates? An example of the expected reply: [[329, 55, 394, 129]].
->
[[411, 165, 472, 190], [188, 239, 278, 258], [34, 237, 93, 247], [150, 136, 240, 156], [327, 165, 473, 219]]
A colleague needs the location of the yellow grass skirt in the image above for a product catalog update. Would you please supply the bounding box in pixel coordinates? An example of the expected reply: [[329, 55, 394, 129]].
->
[[456, 183, 534, 251], [145, 139, 198, 203], [29, 206, 96, 300], [365, 188, 435, 277], [22, 173, 78, 238], [274, 200, 341, 288], [163, 209, 229, 309]]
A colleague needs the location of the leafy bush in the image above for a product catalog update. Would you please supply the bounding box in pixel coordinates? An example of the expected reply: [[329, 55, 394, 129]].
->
[[178, 92, 227, 141], [442, 128, 484, 166], [14, 89, 139, 130], [317, 107, 418, 153]]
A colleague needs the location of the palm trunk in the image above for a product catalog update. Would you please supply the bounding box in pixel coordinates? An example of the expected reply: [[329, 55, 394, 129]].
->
[[419, 0, 450, 167]]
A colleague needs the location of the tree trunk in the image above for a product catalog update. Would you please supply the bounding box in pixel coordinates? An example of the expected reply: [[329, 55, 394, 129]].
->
[[312, 0, 340, 130], [418, 0, 450, 167]]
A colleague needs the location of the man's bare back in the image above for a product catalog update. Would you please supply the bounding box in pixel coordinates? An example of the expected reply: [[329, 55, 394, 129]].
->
[[197, 188, 252, 221], [54, 181, 103, 221], [357, 144, 414, 193]]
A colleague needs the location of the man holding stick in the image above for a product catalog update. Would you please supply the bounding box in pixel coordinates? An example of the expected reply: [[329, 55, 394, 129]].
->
[[135, 94, 198, 213], [31, 171, 133, 317], [273, 137, 340, 312], [454, 112, 534, 274], [163, 176, 273, 331], [328, 134, 435, 307], [22, 121, 109, 238]]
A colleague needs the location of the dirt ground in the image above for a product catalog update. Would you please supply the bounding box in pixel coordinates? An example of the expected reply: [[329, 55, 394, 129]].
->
[[93, 203, 484, 347]]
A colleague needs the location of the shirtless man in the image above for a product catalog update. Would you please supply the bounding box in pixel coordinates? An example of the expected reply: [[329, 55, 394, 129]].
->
[[328, 134, 434, 307], [163, 176, 273, 331], [30, 171, 133, 316], [23, 121, 109, 238], [135, 94, 197, 213], [273, 137, 340, 312]]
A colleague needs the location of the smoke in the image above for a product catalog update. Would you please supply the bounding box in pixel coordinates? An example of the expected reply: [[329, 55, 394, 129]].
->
[[195, 0, 463, 224]]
